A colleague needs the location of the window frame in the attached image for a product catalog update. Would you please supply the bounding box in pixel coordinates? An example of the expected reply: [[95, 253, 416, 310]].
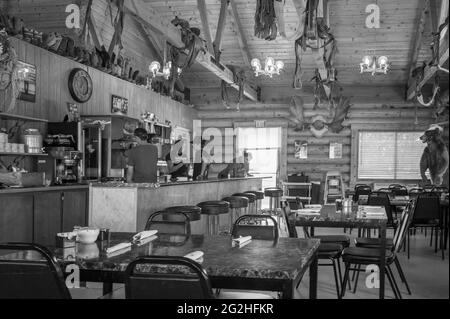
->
[[350, 124, 429, 187]]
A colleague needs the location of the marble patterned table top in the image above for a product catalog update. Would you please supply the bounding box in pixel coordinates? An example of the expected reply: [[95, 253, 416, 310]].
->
[[3, 233, 320, 281]]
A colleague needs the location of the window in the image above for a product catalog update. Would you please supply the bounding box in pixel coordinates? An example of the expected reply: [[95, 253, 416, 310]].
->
[[358, 131, 425, 180]]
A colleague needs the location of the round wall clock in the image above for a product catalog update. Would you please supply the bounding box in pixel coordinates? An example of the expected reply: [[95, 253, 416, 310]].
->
[[68, 68, 93, 103]]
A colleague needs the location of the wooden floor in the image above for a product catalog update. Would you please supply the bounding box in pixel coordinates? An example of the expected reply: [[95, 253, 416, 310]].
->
[[70, 226, 449, 299]]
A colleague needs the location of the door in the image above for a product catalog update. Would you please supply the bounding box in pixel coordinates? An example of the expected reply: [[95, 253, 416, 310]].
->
[[62, 190, 88, 232], [34, 191, 62, 246], [236, 127, 282, 208]]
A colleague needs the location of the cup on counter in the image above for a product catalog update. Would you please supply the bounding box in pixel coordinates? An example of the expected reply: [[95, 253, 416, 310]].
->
[[4, 143, 12, 152], [11, 143, 19, 153]]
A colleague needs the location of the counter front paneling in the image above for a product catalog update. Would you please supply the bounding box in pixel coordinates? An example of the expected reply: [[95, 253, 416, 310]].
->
[[89, 177, 265, 234]]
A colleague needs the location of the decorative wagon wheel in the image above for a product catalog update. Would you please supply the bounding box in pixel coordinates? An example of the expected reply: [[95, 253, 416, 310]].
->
[[68, 68, 93, 103]]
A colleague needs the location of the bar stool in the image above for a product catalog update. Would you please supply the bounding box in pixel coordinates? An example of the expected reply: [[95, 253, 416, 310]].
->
[[264, 187, 284, 225], [197, 201, 230, 235], [163, 206, 202, 222], [244, 191, 264, 213], [233, 193, 257, 214], [222, 196, 249, 232]]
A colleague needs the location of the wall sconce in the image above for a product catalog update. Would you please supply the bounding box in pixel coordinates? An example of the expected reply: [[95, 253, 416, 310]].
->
[[251, 57, 284, 77], [360, 55, 390, 75]]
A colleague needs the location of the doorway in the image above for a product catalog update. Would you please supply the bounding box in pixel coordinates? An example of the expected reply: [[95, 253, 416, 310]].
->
[[236, 127, 282, 208]]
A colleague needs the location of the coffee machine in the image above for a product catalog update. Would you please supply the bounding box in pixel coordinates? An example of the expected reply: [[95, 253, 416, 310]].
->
[[40, 121, 102, 184]]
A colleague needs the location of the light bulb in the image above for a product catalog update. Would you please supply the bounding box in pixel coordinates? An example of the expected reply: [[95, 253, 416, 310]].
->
[[362, 55, 372, 66], [251, 58, 261, 69], [149, 61, 161, 74], [265, 57, 275, 67], [275, 60, 284, 71], [377, 56, 388, 67]]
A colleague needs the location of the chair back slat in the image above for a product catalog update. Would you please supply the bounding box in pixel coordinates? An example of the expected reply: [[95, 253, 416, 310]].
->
[[368, 192, 394, 224], [392, 200, 415, 253], [280, 200, 298, 238], [125, 256, 214, 299], [412, 192, 441, 223], [0, 243, 71, 299], [353, 185, 372, 202], [232, 215, 279, 240], [145, 211, 191, 235]]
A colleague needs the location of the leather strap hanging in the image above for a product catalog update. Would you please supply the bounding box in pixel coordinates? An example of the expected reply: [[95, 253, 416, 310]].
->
[[108, 0, 125, 56]]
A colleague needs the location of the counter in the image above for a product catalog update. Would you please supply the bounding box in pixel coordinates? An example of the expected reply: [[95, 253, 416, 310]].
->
[[89, 177, 266, 233], [0, 184, 89, 194]]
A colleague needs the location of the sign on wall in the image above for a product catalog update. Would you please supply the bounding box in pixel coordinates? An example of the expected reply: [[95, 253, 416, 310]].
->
[[294, 140, 308, 159], [330, 142, 343, 159], [17, 60, 36, 102], [111, 95, 128, 114]]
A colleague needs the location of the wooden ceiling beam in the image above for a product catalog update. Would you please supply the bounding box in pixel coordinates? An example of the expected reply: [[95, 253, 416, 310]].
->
[[213, 0, 229, 60], [125, 0, 257, 101], [197, 0, 214, 55], [228, 0, 251, 66]]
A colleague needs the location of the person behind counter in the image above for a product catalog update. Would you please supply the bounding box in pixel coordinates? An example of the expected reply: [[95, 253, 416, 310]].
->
[[125, 128, 158, 183], [165, 139, 190, 181]]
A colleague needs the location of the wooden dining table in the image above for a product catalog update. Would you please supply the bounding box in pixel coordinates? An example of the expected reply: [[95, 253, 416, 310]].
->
[[46, 233, 320, 299], [294, 204, 388, 299]]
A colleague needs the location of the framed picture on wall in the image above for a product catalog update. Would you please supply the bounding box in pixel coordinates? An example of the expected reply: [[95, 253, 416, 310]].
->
[[330, 142, 343, 159], [17, 60, 36, 102], [111, 95, 128, 114], [294, 140, 308, 159]]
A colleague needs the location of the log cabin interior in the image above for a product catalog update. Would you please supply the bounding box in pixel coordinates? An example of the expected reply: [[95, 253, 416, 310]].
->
[[0, 0, 448, 301]]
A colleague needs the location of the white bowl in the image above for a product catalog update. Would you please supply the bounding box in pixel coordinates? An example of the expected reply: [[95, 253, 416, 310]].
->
[[76, 227, 100, 244]]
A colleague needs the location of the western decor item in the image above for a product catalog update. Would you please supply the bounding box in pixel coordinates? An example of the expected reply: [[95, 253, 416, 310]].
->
[[329, 142, 342, 159], [294, 140, 308, 159], [419, 125, 449, 186], [0, 29, 19, 112], [68, 68, 93, 103], [111, 94, 128, 114], [16, 60, 36, 102]]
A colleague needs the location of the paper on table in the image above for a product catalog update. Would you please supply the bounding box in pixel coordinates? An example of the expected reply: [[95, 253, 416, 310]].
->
[[135, 235, 158, 246], [132, 230, 158, 242], [184, 251, 204, 261], [358, 206, 385, 214], [106, 242, 132, 254], [232, 236, 252, 245], [305, 204, 323, 209]]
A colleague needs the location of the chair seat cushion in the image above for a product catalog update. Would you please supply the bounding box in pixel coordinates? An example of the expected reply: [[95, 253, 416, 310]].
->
[[312, 235, 350, 247], [222, 196, 249, 209], [219, 291, 274, 299], [318, 243, 343, 259], [264, 188, 283, 197], [198, 201, 230, 215], [164, 206, 202, 221], [342, 247, 394, 264], [245, 191, 264, 200], [233, 193, 257, 203], [354, 237, 394, 248]]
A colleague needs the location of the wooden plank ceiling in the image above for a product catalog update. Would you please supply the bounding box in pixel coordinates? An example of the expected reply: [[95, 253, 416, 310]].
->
[[142, 0, 442, 90]]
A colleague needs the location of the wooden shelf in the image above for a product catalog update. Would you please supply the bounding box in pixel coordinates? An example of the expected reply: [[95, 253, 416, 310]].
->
[[0, 152, 48, 157], [0, 112, 48, 123]]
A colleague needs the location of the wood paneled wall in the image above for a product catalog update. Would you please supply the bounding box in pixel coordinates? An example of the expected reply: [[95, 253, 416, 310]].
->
[[193, 86, 437, 188], [0, 38, 197, 130]]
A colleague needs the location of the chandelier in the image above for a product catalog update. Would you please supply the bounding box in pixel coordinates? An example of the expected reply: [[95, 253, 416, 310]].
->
[[149, 61, 182, 80], [360, 55, 390, 75], [251, 57, 284, 77]]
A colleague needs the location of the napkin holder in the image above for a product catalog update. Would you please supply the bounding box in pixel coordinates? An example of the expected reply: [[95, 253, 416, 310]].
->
[[55, 232, 77, 248]]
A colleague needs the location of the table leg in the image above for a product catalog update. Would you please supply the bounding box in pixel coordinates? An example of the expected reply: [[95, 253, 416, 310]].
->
[[309, 253, 318, 299], [379, 224, 387, 299], [103, 282, 113, 296]]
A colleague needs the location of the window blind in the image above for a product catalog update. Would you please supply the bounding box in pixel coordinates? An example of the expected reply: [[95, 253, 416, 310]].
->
[[358, 131, 425, 180]]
